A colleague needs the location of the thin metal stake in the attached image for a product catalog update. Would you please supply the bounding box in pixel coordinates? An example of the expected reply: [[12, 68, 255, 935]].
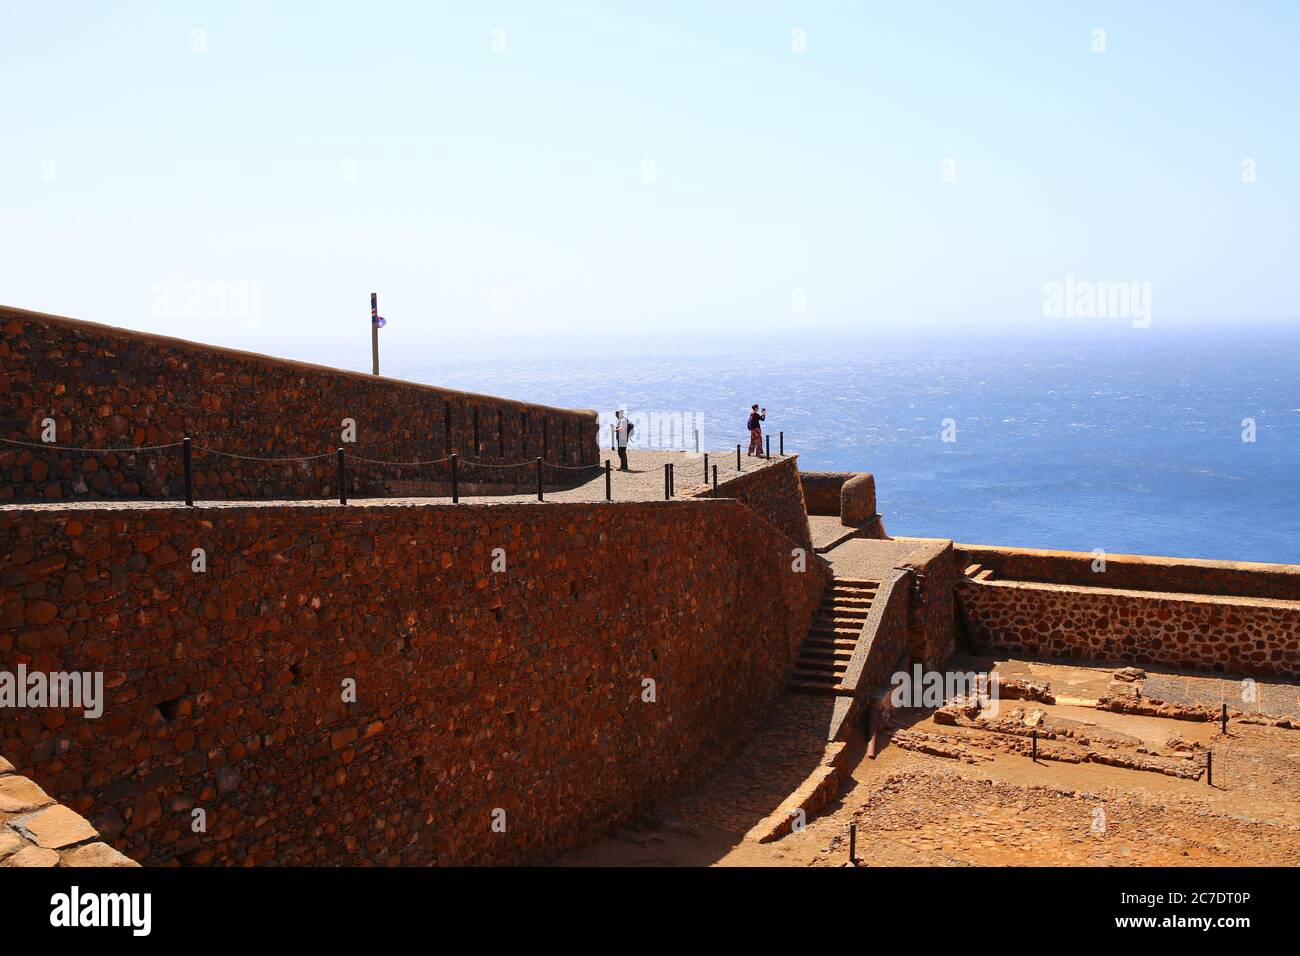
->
[[182, 437, 193, 507], [337, 448, 347, 505]]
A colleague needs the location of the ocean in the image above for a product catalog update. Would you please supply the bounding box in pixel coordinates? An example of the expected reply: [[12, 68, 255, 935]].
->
[[303, 325, 1300, 565]]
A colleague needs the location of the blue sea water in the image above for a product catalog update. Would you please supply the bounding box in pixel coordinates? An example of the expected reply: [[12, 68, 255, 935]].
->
[[304, 326, 1299, 565]]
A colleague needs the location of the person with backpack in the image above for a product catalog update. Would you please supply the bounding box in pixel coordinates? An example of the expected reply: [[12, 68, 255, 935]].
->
[[614, 410, 633, 471], [746, 404, 766, 456]]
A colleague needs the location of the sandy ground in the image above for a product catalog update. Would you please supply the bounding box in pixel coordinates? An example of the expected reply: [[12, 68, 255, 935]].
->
[[556, 657, 1300, 867]]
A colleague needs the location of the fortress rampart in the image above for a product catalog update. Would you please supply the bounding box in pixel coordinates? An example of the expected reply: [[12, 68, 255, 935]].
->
[[956, 545, 1300, 678], [0, 307, 599, 503], [1, 494, 826, 865], [6, 309, 1300, 868], [696, 457, 814, 554]]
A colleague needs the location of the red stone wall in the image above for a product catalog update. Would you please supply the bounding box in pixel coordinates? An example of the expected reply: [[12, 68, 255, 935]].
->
[[701, 457, 814, 555], [842, 569, 911, 692], [957, 544, 1300, 602], [0, 497, 828, 865], [958, 578, 1300, 678], [799, 472, 853, 517], [898, 539, 957, 669], [840, 473, 878, 528], [0, 307, 599, 503]]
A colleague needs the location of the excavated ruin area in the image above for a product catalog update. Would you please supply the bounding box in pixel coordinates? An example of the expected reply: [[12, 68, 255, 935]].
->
[[557, 656, 1300, 866]]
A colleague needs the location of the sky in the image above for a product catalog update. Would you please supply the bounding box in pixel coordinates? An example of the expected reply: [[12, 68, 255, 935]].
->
[[1, 1, 1297, 355]]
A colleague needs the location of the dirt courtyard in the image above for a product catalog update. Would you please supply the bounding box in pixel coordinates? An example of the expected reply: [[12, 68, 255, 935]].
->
[[557, 657, 1300, 867]]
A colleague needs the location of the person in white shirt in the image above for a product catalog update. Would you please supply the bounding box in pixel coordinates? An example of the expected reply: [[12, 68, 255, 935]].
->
[[614, 410, 632, 471]]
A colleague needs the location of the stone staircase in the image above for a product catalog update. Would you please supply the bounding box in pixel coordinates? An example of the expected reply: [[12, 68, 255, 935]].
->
[[788, 577, 878, 696]]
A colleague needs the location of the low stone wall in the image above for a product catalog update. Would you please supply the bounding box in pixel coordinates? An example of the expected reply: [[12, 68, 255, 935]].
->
[[841, 473, 877, 528], [843, 569, 911, 692], [0, 496, 827, 865], [0, 307, 599, 503], [704, 457, 814, 555], [957, 544, 1300, 602], [958, 577, 1300, 678], [1, 753, 137, 867], [800, 472, 853, 517], [895, 538, 957, 669]]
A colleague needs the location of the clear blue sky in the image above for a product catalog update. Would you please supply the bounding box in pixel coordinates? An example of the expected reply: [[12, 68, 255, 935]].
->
[[2, 1, 1297, 353]]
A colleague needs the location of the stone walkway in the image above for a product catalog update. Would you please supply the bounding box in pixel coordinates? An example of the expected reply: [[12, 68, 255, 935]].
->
[[0, 449, 788, 512]]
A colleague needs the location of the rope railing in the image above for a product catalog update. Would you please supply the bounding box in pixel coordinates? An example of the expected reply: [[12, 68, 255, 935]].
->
[[5, 433, 786, 508], [0, 437, 185, 453], [1, 435, 608, 507]]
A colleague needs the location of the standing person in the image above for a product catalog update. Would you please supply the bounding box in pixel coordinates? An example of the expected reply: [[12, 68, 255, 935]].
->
[[614, 410, 632, 471], [747, 404, 766, 456]]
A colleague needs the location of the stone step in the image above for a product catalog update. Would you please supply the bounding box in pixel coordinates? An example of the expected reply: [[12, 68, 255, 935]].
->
[[788, 678, 854, 697], [808, 626, 859, 637], [794, 662, 848, 679], [820, 605, 869, 617], [800, 646, 854, 661], [804, 637, 858, 651], [819, 597, 874, 609]]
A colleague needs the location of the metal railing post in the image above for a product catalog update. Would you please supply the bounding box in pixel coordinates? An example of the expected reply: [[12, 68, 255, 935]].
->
[[337, 448, 347, 505], [450, 453, 459, 503], [182, 437, 193, 507]]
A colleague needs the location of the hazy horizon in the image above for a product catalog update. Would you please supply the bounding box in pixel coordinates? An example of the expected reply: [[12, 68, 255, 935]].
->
[[3, 1, 1298, 351]]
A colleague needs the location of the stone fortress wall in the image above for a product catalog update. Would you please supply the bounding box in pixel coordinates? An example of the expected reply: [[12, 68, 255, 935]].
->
[[956, 545, 1300, 678], [1, 495, 827, 865], [5, 309, 1300, 868], [0, 307, 599, 504]]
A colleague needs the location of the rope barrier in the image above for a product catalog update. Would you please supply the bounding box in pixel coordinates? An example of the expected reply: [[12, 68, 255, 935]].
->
[[541, 460, 601, 471], [346, 453, 453, 467], [0, 437, 184, 453], [4, 434, 746, 509], [192, 446, 335, 463]]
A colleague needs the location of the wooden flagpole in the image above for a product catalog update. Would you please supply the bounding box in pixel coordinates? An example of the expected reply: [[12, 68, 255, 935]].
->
[[370, 291, 379, 375]]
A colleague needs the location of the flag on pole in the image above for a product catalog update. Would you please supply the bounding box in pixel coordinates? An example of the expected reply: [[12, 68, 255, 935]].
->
[[371, 300, 386, 328]]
